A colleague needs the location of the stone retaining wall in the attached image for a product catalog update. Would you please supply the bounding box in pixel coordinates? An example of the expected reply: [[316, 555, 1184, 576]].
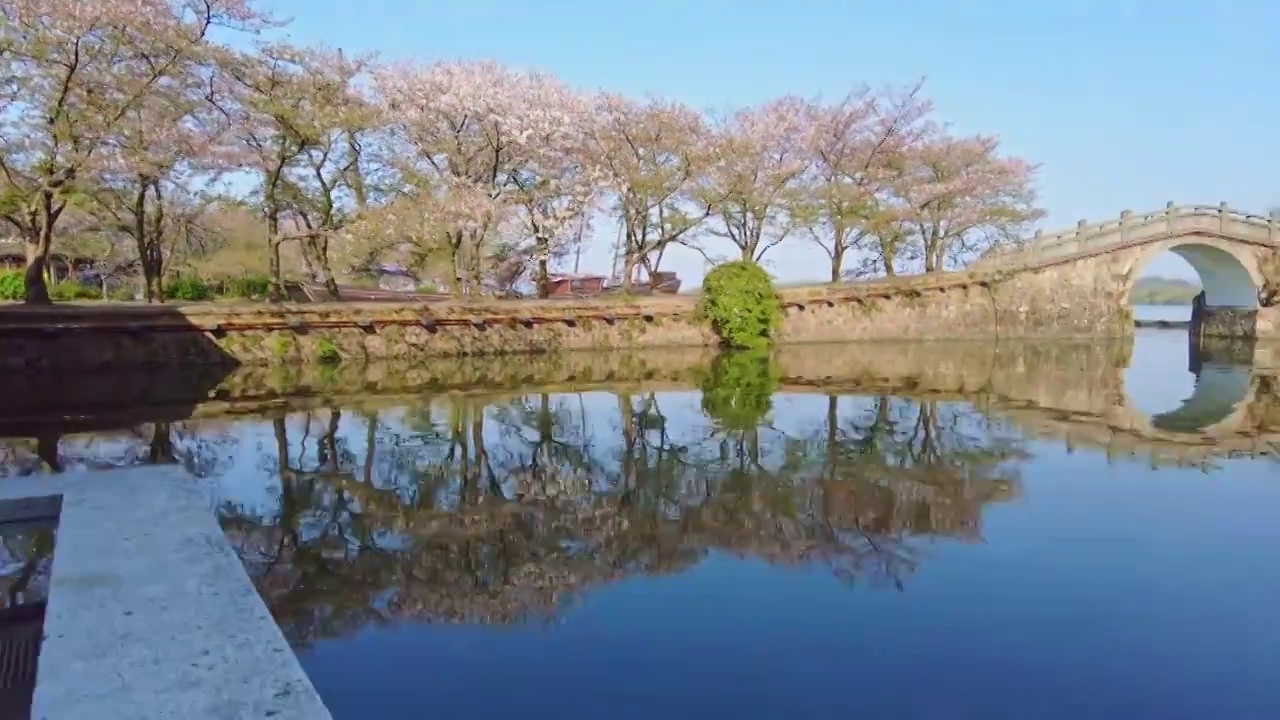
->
[[0, 271, 1261, 371]]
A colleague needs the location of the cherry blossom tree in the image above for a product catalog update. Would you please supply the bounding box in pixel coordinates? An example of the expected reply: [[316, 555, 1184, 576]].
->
[[0, 0, 271, 303], [334, 179, 505, 293], [801, 83, 932, 281], [271, 49, 376, 299], [371, 60, 537, 295], [588, 94, 710, 289], [90, 54, 239, 301], [889, 131, 1043, 272], [699, 97, 814, 264], [0, 9, 1045, 304], [221, 41, 363, 301], [503, 77, 598, 297]]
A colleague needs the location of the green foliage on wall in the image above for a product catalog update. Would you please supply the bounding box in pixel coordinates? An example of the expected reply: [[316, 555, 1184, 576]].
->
[[316, 336, 342, 365]]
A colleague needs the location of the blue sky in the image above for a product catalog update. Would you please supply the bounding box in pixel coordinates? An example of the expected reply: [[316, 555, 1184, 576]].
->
[[261, 0, 1280, 284]]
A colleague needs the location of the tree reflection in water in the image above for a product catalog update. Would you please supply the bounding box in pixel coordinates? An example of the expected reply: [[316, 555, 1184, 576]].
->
[[209, 382, 1022, 648], [0, 355, 1024, 648]]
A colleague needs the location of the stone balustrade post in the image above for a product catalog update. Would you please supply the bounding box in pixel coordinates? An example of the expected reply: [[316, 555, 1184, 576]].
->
[[1166, 201, 1176, 232], [1120, 210, 1132, 244], [1076, 219, 1087, 253], [1220, 201, 1229, 233]]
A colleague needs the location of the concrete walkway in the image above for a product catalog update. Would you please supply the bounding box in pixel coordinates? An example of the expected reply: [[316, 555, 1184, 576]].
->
[[0, 467, 332, 720]]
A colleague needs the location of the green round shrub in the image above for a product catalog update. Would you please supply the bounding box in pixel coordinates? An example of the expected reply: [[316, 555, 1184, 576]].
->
[[699, 260, 782, 349], [164, 275, 213, 301], [0, 270, 24, 301]]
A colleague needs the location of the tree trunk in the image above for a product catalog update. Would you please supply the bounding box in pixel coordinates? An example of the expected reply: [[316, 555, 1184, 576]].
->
[[881, 247, 897, 277], [138, 220, 163, 303], [146, 273, 163, 304], [924, 238, 944, 273], [317, 236, 339, 300], [926, 243, 947, 271], [621, 254, 637, 291], [468, 252, 483, 296], [345, 131, 368, 211], [134, 180, 166, 304], [829, 248, 844, 283], [446, 238, 462, 296], [300, 234, 340, 301], [23, 242, 50, 304], [22, 188, 66, 304], [24, 209, 54, 305], [267, 233, 283, 301], [640, 255, 664, 289], [535, 235, 550, 299], [265, 201, 283, 302]]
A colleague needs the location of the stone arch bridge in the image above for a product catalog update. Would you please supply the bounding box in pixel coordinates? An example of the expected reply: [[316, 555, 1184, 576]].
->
[[972, 203, 1280, 339]]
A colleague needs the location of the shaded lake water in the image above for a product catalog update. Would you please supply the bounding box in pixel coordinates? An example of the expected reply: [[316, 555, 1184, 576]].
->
[[2, 324, 1279, 719]]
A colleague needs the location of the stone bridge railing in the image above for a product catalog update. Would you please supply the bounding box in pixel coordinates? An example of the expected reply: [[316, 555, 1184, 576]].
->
[[974, 203, 1280, 272]]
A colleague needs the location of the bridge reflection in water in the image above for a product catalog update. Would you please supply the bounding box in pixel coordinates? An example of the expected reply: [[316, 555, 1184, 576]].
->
[[1149, 358, 1253, 435], [0, 336, 1276, 642], [1118, 332, 1280, 447]]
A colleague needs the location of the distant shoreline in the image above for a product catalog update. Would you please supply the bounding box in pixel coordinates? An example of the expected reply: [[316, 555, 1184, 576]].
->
[[1131, 276, 1199, 306]]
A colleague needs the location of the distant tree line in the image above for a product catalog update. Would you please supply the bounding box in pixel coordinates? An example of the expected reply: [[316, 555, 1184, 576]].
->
[[1130, 276, 1201, 306]]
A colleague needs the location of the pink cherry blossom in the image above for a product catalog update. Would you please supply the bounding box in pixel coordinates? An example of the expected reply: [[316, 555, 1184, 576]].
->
[[887, 130, 1044, 272], [368, 60, 603, 295], [0, 0, 273, 302], [803, 82, 932, 280], [586, 93, 711, 288], [699, 96, 816, 263]]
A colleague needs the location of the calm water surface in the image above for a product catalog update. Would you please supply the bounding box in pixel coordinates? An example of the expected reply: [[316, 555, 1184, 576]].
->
[[2, 329, 1278, 719]]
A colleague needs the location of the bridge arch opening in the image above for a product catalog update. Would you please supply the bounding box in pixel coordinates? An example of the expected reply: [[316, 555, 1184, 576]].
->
[[1130, 243, 1258, 310]]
